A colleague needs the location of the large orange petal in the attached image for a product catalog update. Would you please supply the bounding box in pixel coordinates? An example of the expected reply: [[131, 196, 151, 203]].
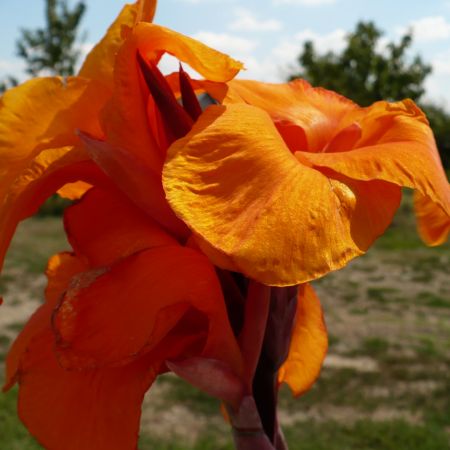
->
[[163, 104, 401, 286], [17, 328, 157, 450], [64, 186, 176, 267], [4, 252, 88, 391], [0, 146, 108, 272], [53, 246, 243, 375], [278, 284, 328, 396]]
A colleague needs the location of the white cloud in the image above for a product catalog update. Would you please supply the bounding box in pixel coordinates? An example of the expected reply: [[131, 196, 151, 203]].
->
[[191, 31, 258, 56], [431, 50, 450, 75], [229, 8, 282, 32], [396, 16, 450, 42], [293, 28, 347, 53], [0, 59, 26, 79], [273, 0, 336, 6], [423, 74, 450, 110], [79, 42, 94, 59]]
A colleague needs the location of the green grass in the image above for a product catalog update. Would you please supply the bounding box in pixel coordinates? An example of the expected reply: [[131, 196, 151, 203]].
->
[[3, 216, 69, 274], [417, 292, 450, 309], [284, 420, 450, 450], [158, 376, 221, 415], [0, 388, 42, 450], [360, 337, 390, 358], [367, 287, 400, 303]]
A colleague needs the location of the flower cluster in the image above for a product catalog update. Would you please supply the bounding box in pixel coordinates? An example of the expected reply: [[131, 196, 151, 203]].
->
[[1, 1, 449, 449]]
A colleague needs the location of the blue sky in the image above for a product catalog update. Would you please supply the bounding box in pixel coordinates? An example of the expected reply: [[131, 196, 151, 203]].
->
[[2, 0, 450, 108]]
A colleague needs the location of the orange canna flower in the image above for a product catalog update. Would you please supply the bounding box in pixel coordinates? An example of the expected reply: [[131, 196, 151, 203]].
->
[[1, 1, 327, 449], [162, 79, 450, 286]]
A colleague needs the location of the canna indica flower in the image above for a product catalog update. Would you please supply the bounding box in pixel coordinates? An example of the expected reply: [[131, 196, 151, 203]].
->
[[1, 1, 327, 449], [163, 79, 450, 285]]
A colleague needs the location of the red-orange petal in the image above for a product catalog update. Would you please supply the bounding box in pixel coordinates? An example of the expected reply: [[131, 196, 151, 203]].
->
[[79, 133, 189, 240], [163, 103, 401, 286], [64, 186, 176, 267], [17, 328, 157, 450], [53, 246, 243, 375], [278, 284, 328, 396]]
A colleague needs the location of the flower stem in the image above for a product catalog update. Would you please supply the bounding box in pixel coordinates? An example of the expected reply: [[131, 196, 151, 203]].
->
[[252, 286, 298, 444]]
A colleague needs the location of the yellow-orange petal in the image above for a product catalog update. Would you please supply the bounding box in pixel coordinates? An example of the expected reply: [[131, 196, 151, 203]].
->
[[4, 252, 87, 391], [17, 328, 157, 450], [163, 104, 401, 286], [0, 77, 108, 171], [78, 3, 139, 90], [53, 246, 243, 375], [414, 191, 450, 245], [64, 186, 176, 267], [278, 284, 328, 396], [0, 146, 107, 273], [137, 0, 157, 23], [57, 180, 92, 200]]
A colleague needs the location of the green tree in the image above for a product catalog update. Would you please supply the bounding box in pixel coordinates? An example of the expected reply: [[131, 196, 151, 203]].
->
[[289, 22, 431, 105], [0, 0, 86, 93], [17, 0, 86, 77], [288, 21, 450, 168]]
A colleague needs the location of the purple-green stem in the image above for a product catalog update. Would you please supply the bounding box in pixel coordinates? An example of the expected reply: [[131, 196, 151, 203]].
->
[[230, 284, 298, 449]]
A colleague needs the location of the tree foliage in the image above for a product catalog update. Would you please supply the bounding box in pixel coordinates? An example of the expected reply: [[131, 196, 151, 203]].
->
[[17, 0, 86, 77], [288, 21, 450, 168], [289, 22, 431, 105]]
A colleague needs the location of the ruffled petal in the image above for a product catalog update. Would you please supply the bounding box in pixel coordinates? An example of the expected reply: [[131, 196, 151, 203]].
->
[[53, 245, 243, 375], [163, 104, 401, 286], [278, 284, 328, 396], [64, 186, 176, 267], [297, 100, 450, 243]]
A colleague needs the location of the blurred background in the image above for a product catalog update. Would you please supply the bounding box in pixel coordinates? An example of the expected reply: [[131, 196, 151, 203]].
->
[[0, 1, 449, 449]]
